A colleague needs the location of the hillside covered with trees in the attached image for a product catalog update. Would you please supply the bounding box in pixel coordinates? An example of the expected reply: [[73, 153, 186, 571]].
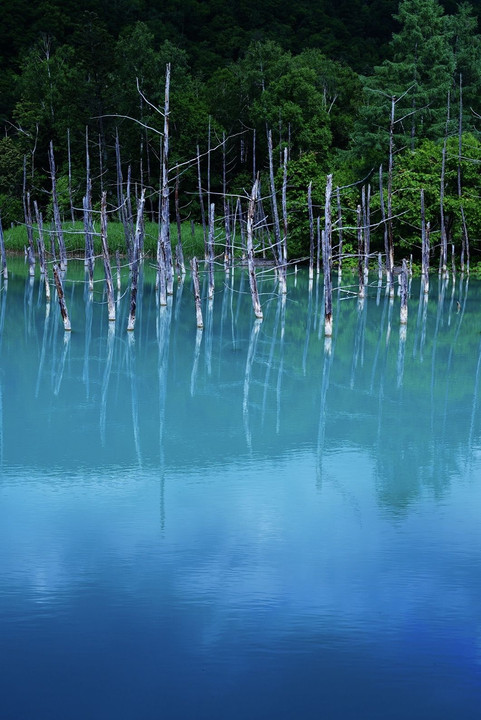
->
[[1, 0, 481, 263]]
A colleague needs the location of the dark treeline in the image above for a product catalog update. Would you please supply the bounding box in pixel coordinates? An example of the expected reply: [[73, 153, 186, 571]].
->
[[2, 0, 481, 264]]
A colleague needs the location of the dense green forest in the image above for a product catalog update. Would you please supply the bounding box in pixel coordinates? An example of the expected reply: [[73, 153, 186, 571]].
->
[[1, 0, 481, 263]]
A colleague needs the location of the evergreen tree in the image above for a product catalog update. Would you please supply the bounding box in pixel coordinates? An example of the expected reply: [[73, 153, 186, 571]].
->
[[353, 0, 455, 168]]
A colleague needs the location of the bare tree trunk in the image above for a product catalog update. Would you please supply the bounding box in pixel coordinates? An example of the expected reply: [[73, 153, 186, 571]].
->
[[23, 158, 36, 277], [400, 258, 408, 325], [357, 204, 365, 299], [457, 74, 469, 274], [160, 65, 174, 294], [127, 189, 145, 331], [53, 263, 71, 330], [421, 189, 430, 294], [324, 174, 333, 272], [387, 100, 396, 296], [440, 91, 450, 276], [322, 225, 333, 337], [100, 191, 115, 321], [207, 116, 211, 229], [336, 186, 343, 278], [222, 133, 232, 271], [191, 256, 204, 329], [281, 146, 288, 289], [67, 128, 75, 223], [267, 129, 282, 275], [34, 202, 50, 301], [247, 176, 263, 320], [174, 174, 186, 279], [0, 213, 8, 280], [48, 142, 67, 272], [308, 182, 314, 280], [196, 144, 207, 257], [207, 203, 215, 300], [362, 184, 371, 276], [379, 164, 391, 292]]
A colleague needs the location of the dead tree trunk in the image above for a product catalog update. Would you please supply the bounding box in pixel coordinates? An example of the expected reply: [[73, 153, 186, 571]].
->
[[421, 189, 430, 294], [191, 256, 204, 329], [400, 258, 408, 325], [67, 128, 75, 223], [322, 227, 333, 337], [196, 144, 207, 257], [440, 91, 450, 276], [336, 186, 343, 278], [267, 129, 284, 289], [457, 74, 469, 274], [48, 141, 67, 271], [100, 191, 115, 322], [160, 63, 174, 295], [53, 263, 71, 331], [174, 174, 186, 279], [34, 202, 51, 302], [127, 189, 145, 331], [247, 177, 263, 320], [83, 195, 95, 292], [379, 165, 391, 292], [115, 129, 133, 261], [0, 213, 8, 280], [207, 203, 215, 300], [308, 182, 315, 280], [362, 184, 371, 276], [281, 146, 288, 289], [324, 174, 333, 272], [22, 160, 35, 277], [357, 205, 365, 299], [222, 133, 232, 271]]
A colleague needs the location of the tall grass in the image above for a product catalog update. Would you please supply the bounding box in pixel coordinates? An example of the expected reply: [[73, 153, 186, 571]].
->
[[3, 220, 209, 260]]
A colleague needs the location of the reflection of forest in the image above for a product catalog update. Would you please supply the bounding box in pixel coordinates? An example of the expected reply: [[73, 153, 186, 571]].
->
[[0, 265, 480, 514]]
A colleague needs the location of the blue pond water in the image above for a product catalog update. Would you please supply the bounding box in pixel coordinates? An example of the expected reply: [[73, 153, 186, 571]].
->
[[1, 263, 481, 719]]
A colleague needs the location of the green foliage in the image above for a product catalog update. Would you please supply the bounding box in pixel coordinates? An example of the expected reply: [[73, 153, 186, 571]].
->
[[391, 133, 481, 250], [352, 0, 456, 171], [0, 136, 24, 226]]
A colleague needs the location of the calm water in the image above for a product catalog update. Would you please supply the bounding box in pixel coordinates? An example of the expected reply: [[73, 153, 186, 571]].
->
[[1, 262, 481, 719]]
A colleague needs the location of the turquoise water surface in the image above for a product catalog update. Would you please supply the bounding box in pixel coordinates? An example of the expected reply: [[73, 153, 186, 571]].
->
[[1, 263, 481, 719]]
